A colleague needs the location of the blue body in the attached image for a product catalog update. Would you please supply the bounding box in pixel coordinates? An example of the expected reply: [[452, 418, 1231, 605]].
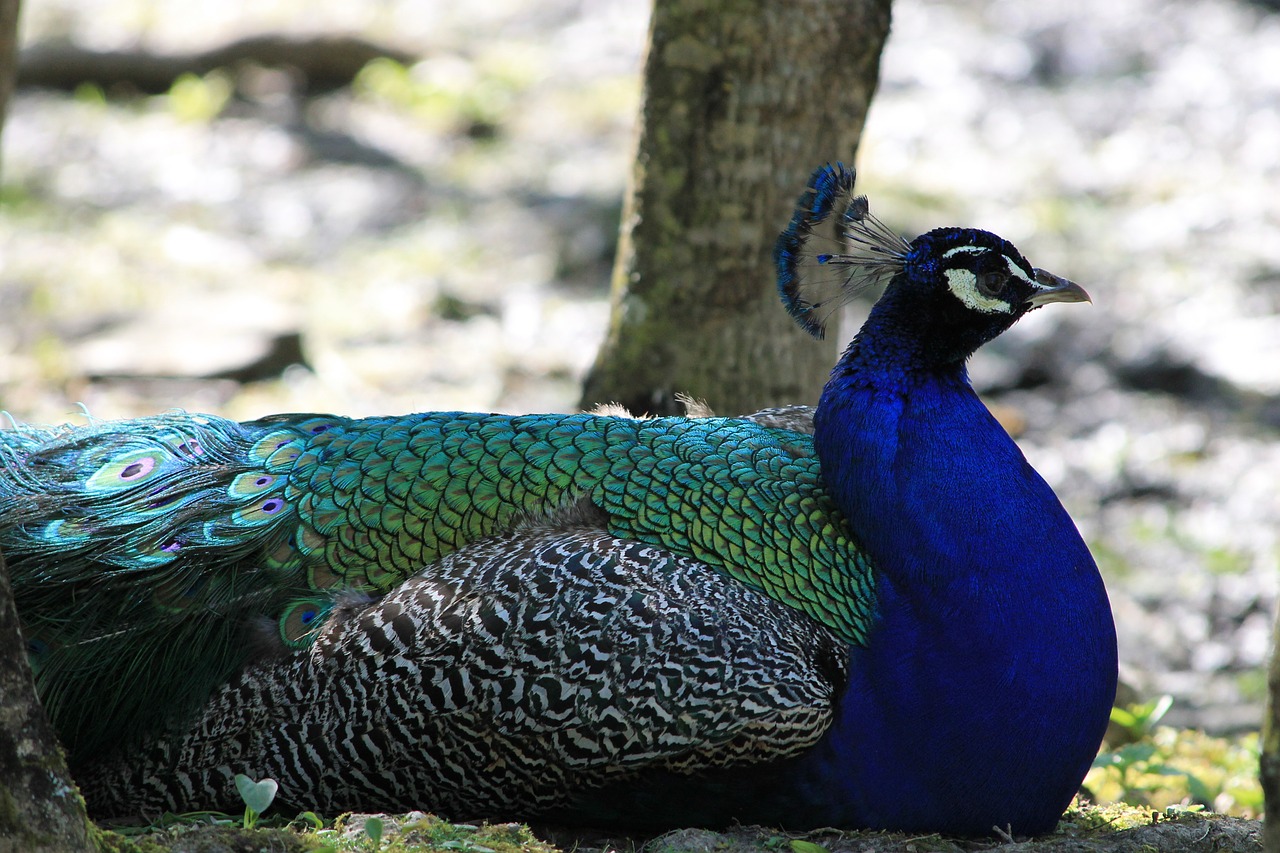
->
[[792, 265, 1116, 832], [566, 240, 1117, 834], [795, 371, 1115, 833]]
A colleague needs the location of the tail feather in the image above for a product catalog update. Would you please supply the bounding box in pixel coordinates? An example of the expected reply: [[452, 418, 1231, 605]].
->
[[2, 413, 321, 759]]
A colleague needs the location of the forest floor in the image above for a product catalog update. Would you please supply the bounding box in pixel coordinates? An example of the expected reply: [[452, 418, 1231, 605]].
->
[[90, 805, 1262, 852], [3, 0, 1280, 847]]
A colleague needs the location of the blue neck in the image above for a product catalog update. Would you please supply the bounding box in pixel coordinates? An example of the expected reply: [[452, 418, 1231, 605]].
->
[[798, 328, 1117, 834]]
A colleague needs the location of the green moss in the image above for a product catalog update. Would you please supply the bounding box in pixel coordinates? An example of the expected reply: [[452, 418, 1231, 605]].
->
[[0, 767, 91, 850], [93, 823, 322, 853], [331, 813, 560, 853], [1059, 800, 1159, 833], [91, 824, 170, 853], [79, 802, 1261, 853], [0, 786, 20, 837]]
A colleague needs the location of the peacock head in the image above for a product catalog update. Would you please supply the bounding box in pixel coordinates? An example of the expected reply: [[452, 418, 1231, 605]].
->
[[775, 163, 1089, 367]]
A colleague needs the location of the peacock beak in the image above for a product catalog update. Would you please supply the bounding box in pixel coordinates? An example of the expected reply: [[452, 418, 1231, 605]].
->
[[1025, 269, 1091, 307]]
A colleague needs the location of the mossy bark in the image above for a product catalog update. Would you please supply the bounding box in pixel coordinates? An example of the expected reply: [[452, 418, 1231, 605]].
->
[[1263, 602, 1280, 852], [0, 551, 94, 852], [580, 0, 892, 416]]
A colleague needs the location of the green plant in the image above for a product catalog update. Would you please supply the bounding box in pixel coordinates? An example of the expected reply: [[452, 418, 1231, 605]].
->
[[233, 773, 278, 829], [290, 810, 326, 832], [167, 71, 233, 122], [1109, 695, 1172, 742], [1087, 726, 1261, 815], [1090, 741, 1201, 806], [364, 816, 384, 849], [789, 841, 831, 853]]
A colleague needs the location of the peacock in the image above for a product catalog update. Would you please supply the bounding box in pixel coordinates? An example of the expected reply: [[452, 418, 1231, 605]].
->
[[0, 164, 1117, 836]]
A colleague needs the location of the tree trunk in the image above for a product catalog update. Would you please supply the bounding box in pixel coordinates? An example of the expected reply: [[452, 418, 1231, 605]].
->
[[0, 0, 16, 160], [580, 0, 892, 416], [1264, 604, 1280, 852], [0, 550, 94, 853], [0, 2, 94, 849]]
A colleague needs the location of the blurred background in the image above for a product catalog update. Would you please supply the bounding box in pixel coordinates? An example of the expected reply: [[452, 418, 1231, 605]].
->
[[1, 0, 1278, 812]]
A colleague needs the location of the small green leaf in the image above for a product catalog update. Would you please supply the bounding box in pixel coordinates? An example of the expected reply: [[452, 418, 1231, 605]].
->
[[790, 840, 831, 853], [234, 774, 278, 816], [168, 70, 233, 122], [365, 816, 384, 847], [1092, 751, 1121, 768], [1109, 706, 1138, 728], [1144, 763, 1190, 777], [1146, 695, 1173, 727], [1113, 742, 1158, 765]]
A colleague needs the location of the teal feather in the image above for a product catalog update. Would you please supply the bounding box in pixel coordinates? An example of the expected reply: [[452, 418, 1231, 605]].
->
[[1, 409, 875, 762]]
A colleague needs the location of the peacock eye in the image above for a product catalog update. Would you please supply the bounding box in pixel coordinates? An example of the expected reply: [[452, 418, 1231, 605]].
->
[[977, 271, 1007, 297]]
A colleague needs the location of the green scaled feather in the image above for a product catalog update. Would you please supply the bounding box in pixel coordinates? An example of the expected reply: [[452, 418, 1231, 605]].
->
[[0, 409, 876, 765]]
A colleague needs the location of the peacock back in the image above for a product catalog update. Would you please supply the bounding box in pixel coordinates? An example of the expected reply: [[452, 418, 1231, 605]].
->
[[0, 408, 873, 763]]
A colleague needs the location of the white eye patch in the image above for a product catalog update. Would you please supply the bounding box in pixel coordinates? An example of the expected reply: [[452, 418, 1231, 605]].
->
[[939, 246, 1021, 314], [944, 268, 1013, 313]]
